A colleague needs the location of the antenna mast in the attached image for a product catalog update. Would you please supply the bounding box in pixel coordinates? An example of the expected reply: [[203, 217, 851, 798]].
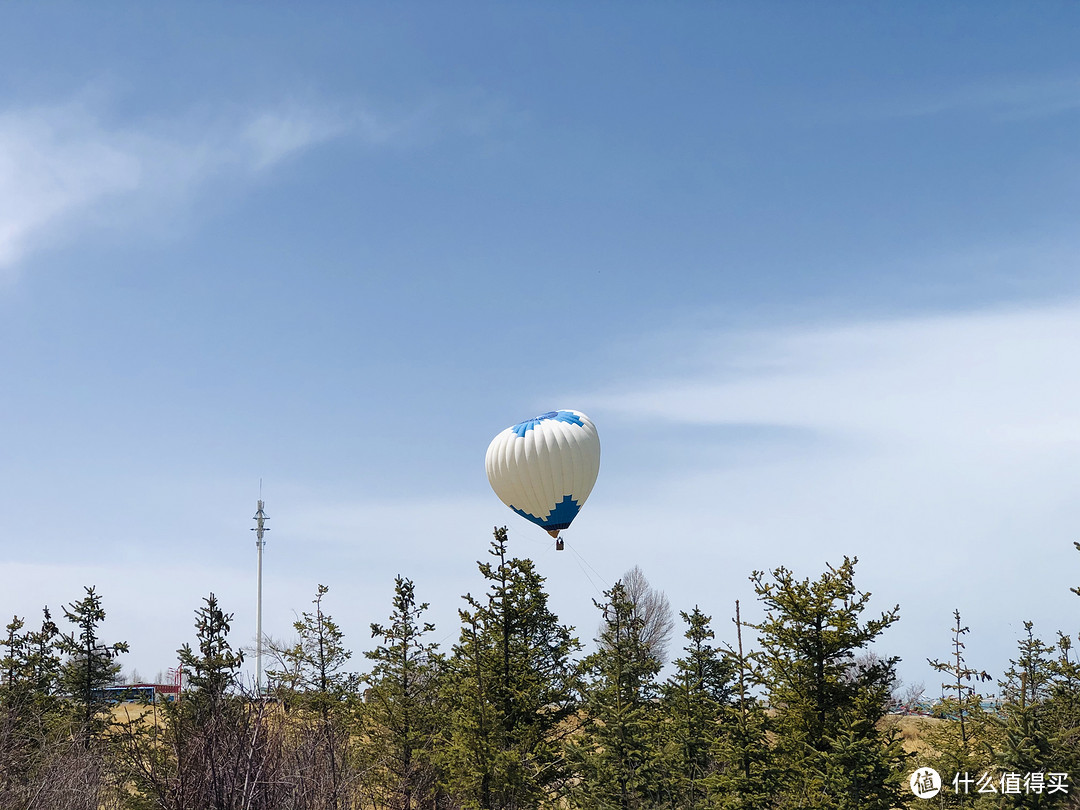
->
[[251, 491, 269, 694]]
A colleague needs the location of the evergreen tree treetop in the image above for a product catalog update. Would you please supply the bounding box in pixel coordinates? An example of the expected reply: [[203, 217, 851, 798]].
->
[[178, 592, 243, 708], [362, 575, 443, 810], [441, 527, 581, 810], [751, 557, 900, 748], [57, 585, 128, 738], [266, 584, 357, 714], [750, 558, 907, 810], [571, 579, 664, 810]]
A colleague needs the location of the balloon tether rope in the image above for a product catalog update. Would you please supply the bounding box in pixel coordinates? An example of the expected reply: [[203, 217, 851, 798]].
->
[[565, 541, 609, 598]]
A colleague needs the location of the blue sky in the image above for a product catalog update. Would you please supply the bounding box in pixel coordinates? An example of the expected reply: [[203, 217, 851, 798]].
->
[[2, 3, 1079, 693]]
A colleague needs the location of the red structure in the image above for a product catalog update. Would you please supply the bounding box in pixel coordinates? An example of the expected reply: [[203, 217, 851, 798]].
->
[[100, 669, 182, 704]]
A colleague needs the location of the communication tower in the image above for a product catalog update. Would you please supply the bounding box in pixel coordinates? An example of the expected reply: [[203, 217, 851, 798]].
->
[[251, 495, 269, 694]]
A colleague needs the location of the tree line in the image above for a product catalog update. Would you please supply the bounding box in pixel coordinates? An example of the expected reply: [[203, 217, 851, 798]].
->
[[1, 529, 1078, 810]]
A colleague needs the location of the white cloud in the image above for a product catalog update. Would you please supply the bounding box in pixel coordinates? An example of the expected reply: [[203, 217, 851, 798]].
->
[[573, 302, 1080, 686], [589, 304, 1080, 452], [0, 85, 522, 281], [242, 107, 348, 170], [882, 74, 1080, 120], [0, 97, 349, 278], [0, 104, 141, 270]]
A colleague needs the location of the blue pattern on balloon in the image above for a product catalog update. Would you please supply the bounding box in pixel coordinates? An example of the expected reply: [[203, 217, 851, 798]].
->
[[511, 410, 584, 438], [511, 494, 581, 531]]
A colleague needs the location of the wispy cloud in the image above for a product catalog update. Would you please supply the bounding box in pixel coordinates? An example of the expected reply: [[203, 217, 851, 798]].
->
[[572, 302, 1080, 682], [592, 304, 1080, 450], [0, 96, 349, 278], [241, 106, 350, 170], [0, 87, 521, 281], [882, 74, 1080, 120]]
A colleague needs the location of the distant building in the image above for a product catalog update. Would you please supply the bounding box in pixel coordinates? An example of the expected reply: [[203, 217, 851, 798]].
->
[[95, 683, 180, 704]]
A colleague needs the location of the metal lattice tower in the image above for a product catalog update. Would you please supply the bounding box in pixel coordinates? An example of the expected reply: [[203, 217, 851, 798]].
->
[[251, 496, 269, 694]]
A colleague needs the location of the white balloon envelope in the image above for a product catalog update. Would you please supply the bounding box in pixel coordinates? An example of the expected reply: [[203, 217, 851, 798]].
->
[[485, 409, 601, 539]]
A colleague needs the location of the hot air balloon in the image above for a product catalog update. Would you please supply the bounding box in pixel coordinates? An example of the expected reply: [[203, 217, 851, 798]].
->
[[485, 409, 600, 550]]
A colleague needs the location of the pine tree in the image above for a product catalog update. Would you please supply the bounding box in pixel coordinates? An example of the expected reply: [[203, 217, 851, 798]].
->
[[441, 527, 581, 810], [994, 622, 1060, 810], [925, 609, 999, 809], [57, 586, 128, 741], [29, 607, 62, 706], [1, 607, 62, 713], [751, 558, 907, 810], [118, 593, 283, 810], [658, 606, 733, 809], [178, 592, 244, 710], [0, 615, 33, 797], [174, 592, 262, 810], [176, 592, 246, 810], [711, 600, 775, 810], [360, 575, 444, 810], [2, 615, 29, 691], [268, 585, 356, 706], [0, 608, 64, 805], [570, 580, 664, 810], [266, 584, 357, 810], [1046, 543, 1080, 779]]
